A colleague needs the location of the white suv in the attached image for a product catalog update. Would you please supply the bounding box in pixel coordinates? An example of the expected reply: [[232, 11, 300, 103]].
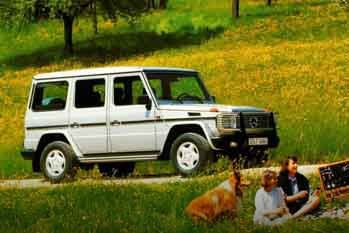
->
[[21, 67, 279, 182]]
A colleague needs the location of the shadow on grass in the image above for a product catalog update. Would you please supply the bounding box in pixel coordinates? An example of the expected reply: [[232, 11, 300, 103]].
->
[[1, 26, 225, 71], [244, 4, 303, 18]]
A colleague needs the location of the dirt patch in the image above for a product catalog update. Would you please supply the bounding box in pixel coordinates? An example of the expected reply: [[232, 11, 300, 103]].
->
[[0, 165, 320, 190]]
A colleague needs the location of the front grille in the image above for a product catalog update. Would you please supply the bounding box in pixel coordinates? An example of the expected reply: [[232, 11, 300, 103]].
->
[[243, 113, 272, 129], [216, 112, 273, 132]]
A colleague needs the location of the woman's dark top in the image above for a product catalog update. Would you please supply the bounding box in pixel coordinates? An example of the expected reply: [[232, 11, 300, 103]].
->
[[278, 171, 310, 214]]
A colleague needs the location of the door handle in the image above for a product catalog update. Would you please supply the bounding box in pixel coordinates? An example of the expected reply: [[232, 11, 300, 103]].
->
[[111, 120, 121, 126], [71, 122, 80, 128]]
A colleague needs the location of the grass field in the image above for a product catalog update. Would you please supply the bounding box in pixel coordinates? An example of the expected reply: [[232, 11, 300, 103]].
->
[[0, 174, 348, 233], [1, 0, 349, 178]]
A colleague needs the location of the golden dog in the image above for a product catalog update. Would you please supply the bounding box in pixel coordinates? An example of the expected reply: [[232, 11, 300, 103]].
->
[[185, 171, 245, 222]]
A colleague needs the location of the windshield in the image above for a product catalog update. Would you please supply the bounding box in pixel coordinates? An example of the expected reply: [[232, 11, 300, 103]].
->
[[144, 72, 213, 105]]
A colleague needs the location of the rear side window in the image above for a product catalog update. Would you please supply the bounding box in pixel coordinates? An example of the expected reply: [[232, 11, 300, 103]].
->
[[75, 79, 105, 108], [32, 81, 68, 111]]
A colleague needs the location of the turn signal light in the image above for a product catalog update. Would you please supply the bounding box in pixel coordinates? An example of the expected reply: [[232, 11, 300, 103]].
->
[[209, 107, 219, 112]]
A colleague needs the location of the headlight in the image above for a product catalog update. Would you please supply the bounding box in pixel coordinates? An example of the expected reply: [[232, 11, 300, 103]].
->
[[216, 113, 239, 134]]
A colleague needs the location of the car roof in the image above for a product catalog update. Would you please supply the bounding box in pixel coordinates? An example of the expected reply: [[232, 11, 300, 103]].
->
[[33, 66, 197, 80]]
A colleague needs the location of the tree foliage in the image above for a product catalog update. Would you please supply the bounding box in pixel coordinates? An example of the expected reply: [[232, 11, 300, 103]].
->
[[0, 0, 35, 27], [340, 0, 349, 11], [0, 0, 150, 53]]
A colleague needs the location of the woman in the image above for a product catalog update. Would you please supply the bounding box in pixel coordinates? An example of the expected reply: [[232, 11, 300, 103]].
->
[[278, 156, 321, 218], [253, 170, 290, 226]]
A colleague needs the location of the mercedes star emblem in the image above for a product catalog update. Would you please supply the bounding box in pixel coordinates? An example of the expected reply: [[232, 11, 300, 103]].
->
[[248, 117, 259, 128]]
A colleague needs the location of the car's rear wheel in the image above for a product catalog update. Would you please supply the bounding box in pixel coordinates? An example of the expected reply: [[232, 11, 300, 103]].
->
[[98, 162, 135, 177], [40, 141, 77, 183], [170, 133, 213, 176]]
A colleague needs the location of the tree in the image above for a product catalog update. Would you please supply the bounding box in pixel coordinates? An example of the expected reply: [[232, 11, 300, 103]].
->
[[0, 0, 148, 54], [159, 0, 168, 9], [91, 0, 98, 35], [232, 0, 239, 19], [147, 0, 155, 9], [146, 0, 168, 10]]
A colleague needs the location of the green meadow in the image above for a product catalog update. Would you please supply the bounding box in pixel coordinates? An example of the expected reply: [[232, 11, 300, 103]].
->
[[0, 174, 348, 233], [1, 1, 349, 231], [0, 0, 349, 178]]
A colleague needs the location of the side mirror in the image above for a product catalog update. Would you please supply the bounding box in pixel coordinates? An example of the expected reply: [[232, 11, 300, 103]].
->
[[137, 95, 152, 110], [145, 97, 152, 111]]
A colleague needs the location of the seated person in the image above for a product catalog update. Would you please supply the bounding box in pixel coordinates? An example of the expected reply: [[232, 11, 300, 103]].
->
[[254, 170, 290, 226], [278, 155, 321, 219]]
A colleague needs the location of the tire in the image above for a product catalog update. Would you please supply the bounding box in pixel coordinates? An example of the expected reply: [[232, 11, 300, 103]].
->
[[98, 162, 135, 177], [170, 133, 213, 176], [40, 141, 77, 183]]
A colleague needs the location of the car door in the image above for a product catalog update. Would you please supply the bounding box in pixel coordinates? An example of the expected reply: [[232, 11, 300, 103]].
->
[[108, 73, 158, 154], [69, 76, 108, 154]]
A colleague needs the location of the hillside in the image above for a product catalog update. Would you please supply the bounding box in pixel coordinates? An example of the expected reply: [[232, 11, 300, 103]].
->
[[0, 0, 348, 178]]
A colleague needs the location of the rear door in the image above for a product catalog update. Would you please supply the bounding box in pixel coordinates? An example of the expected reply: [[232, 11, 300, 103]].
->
[[25, 80, 70, 151], [69, 76, 108, 154]]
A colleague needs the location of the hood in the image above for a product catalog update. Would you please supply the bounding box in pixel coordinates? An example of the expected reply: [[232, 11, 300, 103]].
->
[[158, 104, 266, 113]]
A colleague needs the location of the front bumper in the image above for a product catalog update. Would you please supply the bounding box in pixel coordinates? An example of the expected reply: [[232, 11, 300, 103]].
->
[[20, 148, 35, 160], [211, 128, 280, 151]]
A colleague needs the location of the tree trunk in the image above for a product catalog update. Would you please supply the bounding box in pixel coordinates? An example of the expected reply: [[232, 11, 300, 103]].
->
[[92, 0, 98, 35], [159, 0, 168, 9], [266, 0, 272, 6], [148, 0, 155, 9], [63, 15, 74, 54], [232, 0, 239, 19]]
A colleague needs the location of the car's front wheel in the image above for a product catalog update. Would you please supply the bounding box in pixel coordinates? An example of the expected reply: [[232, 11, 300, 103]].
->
[[40, 141, 77, 183], [170, 133, 213, 176]]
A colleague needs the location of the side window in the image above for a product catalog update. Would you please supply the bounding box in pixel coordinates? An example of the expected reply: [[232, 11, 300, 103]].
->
[[132, 79, 147, 105], [148, 78, 162, 99], [75, 79, 105, 108], [114, 76, 149, 106], [32, 81, 68, 111], [114, 81, 127, 105]]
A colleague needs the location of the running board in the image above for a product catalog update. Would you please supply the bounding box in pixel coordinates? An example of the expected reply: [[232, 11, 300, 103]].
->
[[79, 154, 159, 163]]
